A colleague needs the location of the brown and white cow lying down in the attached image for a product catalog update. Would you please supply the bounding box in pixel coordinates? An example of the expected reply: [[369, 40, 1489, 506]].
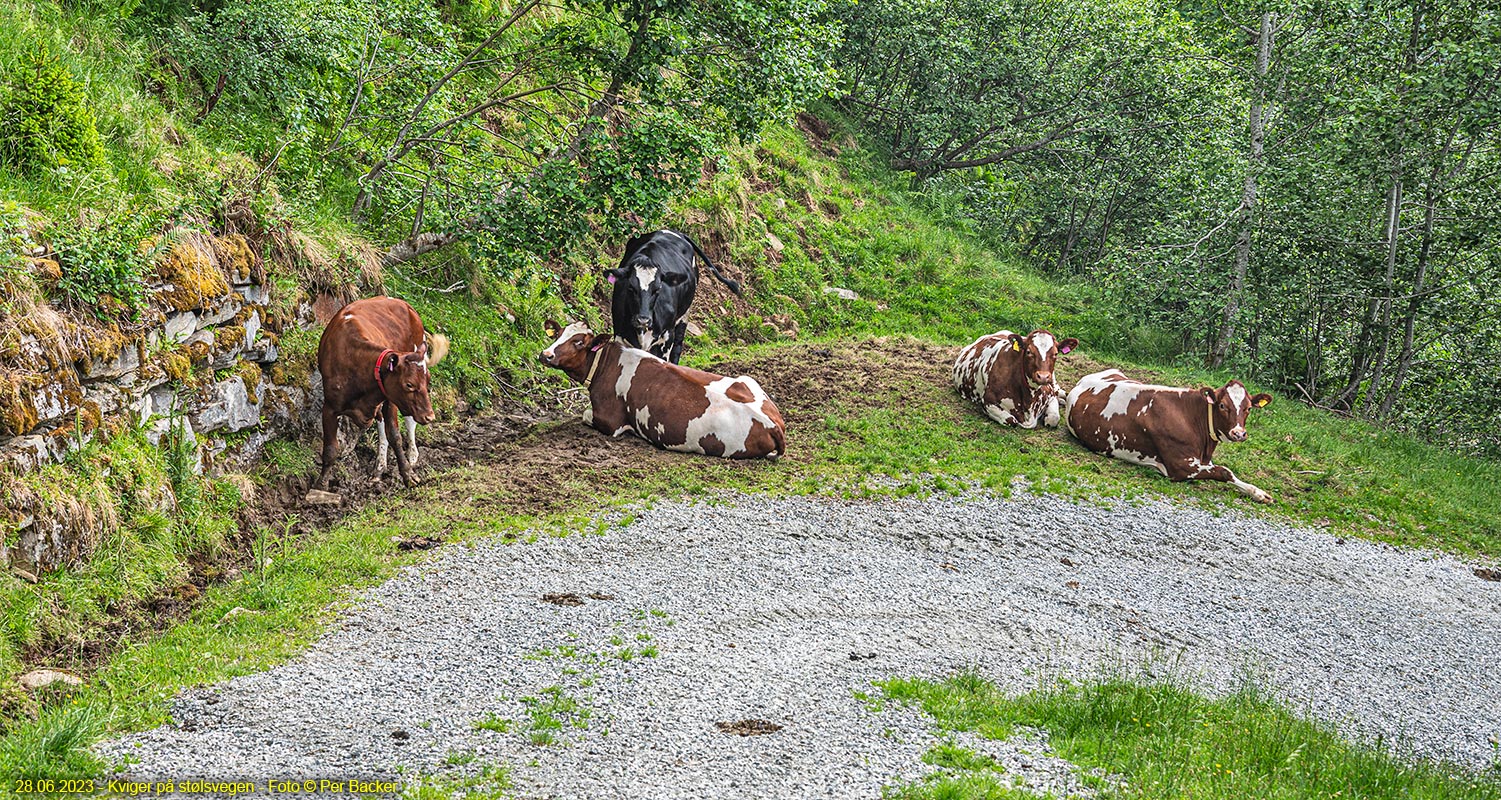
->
[[953, 329, 1078, 428], [540, 321, 785, 460], [1066, 369, 1273, 502], [314, 297, 449, 491]]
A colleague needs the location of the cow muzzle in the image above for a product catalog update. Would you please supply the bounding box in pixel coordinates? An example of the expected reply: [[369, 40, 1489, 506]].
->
[[1033, 371, 1053, 385], [1228, 426, 1247, 442], [633, 315, 652, 332]]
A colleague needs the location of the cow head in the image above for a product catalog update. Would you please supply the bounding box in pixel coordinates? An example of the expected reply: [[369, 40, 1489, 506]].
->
[[605, 248, 694, 356], [1010, 330, 1078, 386], [1200, 381, 1272, 442], [377, 343, 438, 424], [540, 319, 609, 376]]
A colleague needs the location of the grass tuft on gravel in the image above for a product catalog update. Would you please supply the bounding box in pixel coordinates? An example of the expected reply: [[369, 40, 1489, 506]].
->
[[880, 672, 1501, 800]]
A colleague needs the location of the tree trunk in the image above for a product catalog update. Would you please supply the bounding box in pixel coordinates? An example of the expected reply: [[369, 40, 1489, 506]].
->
[[1359, 176, 1403, 416], [1209, 12, 1275, 368], [1377, 183, 1438, 419]]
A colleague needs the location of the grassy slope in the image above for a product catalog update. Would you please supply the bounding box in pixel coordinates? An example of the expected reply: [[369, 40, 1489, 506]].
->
[[675, 122, 1501, 558]]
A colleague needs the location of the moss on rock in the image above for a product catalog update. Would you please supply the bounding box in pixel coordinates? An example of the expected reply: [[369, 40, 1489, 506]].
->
[[152, 237, 230, 312]]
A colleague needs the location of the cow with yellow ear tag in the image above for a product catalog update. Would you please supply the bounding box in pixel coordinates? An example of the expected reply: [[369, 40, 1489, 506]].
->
[[953, 329, 1079, 428]]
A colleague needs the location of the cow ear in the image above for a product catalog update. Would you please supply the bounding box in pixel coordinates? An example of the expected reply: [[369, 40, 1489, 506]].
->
[[588, 333, 611, 351], [381, 352, 400, 375], [1251, 393, 1273, 409], [1010, 333, 1023, 352], [544, 319, 561, 338], [1201, 387, 1216, 402], [602, 267, 626, 285], [1057, 337, 1078, 354]]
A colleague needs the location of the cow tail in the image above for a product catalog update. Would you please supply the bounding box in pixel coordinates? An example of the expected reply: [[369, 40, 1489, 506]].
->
[[684, 233, 743, 297], [426, 332, 450, 366]]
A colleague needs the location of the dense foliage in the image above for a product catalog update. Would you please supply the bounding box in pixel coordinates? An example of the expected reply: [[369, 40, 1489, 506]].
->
[[0, 43, 104, 175], [836, 0, 1501, 454]]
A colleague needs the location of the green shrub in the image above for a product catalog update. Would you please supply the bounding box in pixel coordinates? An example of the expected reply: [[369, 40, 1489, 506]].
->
[[0, 43, 104, 175], [46, 211, 168, 313]]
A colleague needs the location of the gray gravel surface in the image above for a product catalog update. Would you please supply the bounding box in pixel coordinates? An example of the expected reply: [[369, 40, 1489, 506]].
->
[[99, 491, 1501, 796]]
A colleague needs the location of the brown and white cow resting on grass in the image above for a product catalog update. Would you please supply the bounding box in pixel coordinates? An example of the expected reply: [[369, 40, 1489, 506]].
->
[[314, 297, 449, 491], [953, 329, 1078, 429], [540, 321, 785, 460], [1066, 369, 1273, 502]]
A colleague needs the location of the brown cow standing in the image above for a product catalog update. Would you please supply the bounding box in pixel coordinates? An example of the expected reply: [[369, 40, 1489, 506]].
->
[[539, 321, 785, 459], [1066, 369, 1273, 502], [953, 329, 1078, 428], [314, 297, 449, 491]]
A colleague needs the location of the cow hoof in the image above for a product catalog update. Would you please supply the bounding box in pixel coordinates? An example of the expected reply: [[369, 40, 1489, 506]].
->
[[1257, 492, 1273, 504]]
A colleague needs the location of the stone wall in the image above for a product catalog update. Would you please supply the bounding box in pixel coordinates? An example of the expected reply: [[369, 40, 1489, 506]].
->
[[0, 229, 329, 572]]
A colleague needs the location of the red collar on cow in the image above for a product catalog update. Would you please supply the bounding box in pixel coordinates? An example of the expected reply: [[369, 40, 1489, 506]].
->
[[374, 349, 397, 396]]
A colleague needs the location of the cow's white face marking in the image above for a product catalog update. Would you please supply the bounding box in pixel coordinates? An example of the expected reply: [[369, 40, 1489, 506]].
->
[[543, 322, 592, 359], [1033, 332, 1055, 364], [634, 265, 658, 291], [1226, 383, 1248, 414]]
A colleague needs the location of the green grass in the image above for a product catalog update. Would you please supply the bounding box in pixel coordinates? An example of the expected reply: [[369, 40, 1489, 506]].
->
[[879, 672, 1501, 800], [400, 763, 511, 800]]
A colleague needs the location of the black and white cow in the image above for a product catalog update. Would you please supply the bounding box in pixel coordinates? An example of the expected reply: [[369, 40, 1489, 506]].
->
[[606, 230, 741, 363]]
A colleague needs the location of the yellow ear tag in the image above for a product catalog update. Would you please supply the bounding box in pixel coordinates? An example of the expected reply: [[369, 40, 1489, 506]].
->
[[1012, 340, 1021, 351], [1256, 398, 1269, 407]]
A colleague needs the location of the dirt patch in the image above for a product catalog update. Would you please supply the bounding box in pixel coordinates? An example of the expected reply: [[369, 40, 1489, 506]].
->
[[708, 337, 954, 422], [1475, 567, 1500, 582], [716, 719, 784, 736]]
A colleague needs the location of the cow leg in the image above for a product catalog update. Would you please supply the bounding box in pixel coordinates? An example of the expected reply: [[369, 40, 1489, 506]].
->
[[667, 322, 688, 364], [405, 415, 419, 466], [385, 403, 416, 487], [1193, 462, 1272, 504], [983, 402, 1018, 426], [375, 416, 389, 479], [315, 406, 340, 490], [1043, 390, 1062, 428]]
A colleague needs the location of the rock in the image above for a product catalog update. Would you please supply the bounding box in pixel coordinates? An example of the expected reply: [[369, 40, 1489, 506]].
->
[[188, 376, 262, 434], [19, 669, 84, 693], [235, 284, 270, 306], [0, 435, 66, 473], [143, 416, 198, 458], [82, 344, 141, 381], [164, 311, 199, 344], [198, 294, 243, 327], [766, 232, 785, 252], [145, 386, 179, 420], [242, 311, 264, 355], [822, 286, 859, 301], [685, 322, 705, 337], [243, 338, 279, 364], [304, 489, 342, 506]]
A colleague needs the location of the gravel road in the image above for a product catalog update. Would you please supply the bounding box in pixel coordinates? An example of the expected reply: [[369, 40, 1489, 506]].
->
[[100, 490, 1501, 796]]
